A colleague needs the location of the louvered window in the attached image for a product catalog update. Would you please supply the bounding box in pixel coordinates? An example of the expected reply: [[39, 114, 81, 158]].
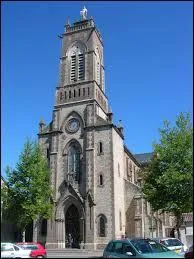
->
[[78, 54, 85, 80], [71, 55, 76, 82], [97, 61, 100, 85]]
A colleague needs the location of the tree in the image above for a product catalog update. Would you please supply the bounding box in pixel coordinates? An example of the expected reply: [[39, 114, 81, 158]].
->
[[142, 112, 193, 239], [2, 139, 53, 242]]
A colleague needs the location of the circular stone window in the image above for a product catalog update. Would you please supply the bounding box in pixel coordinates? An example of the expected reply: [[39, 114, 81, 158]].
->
[[66, 118, 80, 133]]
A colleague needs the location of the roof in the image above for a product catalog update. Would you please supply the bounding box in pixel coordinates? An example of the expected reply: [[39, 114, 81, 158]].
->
[[124, 146, 141, 166], [134, 152, 154, 165]]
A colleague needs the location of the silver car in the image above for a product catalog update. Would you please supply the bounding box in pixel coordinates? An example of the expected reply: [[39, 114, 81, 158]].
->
[[1, 243, 32, 258]]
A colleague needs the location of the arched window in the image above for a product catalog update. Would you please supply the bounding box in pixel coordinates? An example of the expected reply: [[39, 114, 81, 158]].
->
[[68, 143, 80, 181], [98, 214, 107, 237]]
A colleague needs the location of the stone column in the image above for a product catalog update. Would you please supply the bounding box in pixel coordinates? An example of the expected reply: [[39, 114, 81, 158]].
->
[[80, 217, 85, 249], [141, 197, 145, 238], [56, 219, 65, 248], [46, 219, 56, 248]]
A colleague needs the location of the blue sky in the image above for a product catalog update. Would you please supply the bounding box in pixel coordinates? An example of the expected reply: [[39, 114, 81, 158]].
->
[[2, 1, 192, 177]]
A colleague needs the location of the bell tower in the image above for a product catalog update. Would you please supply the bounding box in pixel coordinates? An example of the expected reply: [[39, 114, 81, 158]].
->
[[38, 7, 116, 250], [56, 7, 107, 113]]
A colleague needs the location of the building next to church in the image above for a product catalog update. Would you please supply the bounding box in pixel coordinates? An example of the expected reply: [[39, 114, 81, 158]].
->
[[35, 7, 175, 249]]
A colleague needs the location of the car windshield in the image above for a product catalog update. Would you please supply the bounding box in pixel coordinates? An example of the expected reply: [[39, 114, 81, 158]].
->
[[162, 239, 183, 247], [130, 239, 169, 254]]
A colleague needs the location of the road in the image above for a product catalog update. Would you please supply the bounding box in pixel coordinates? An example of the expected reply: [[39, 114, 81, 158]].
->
[[47, 249, 103, 258]]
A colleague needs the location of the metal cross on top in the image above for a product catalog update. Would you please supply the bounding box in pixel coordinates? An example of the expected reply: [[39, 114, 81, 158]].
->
[[80, 6, 87, 20]]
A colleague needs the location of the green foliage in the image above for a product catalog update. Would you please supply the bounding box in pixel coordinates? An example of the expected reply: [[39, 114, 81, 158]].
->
[[142, 112, 193, 222], [2, 139, 53, 231]]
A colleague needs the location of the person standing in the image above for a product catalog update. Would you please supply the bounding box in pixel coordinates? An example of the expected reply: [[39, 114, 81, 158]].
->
[[68, 233, 74, 248]]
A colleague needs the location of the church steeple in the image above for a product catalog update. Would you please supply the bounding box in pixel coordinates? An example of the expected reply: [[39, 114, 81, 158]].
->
[[55, 9, 108, 113]]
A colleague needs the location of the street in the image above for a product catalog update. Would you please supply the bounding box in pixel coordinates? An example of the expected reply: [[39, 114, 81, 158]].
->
[[47, 249, 103, 258]]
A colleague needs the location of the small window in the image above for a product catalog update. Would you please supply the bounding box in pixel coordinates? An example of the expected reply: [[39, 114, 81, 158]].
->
[[119, 211, 122, 231], [64, 91, 67, 99], [69, 90, 71, 98], [126, 158, 129, 176], [99, 174, 103, 186], [99, 216, 106, 237], [78, 88, 81, 96], [83, 88, 85, 96], [98, 142, 103, 154], [130, 161, 132, 172], [46, 148, 49, 159], [88, 87, 90, 96], [74, 89, 76, 97]]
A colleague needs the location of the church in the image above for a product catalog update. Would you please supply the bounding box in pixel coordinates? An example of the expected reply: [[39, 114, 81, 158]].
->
[[36, 7, 174, 249]]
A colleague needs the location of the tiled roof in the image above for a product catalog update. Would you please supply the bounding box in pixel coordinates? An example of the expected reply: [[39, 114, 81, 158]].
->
[[134, 152, 154, 164]]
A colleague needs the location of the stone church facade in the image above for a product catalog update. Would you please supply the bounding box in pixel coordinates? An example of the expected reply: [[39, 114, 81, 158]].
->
[[36, 9, 174, 249]]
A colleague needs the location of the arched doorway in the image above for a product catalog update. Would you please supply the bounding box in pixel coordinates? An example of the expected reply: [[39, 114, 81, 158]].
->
[[65, 204, 80, 248]]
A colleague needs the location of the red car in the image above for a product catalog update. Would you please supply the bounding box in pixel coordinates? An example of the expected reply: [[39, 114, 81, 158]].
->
[[16, 242, 47, 258], [184, 245, 193, 259]]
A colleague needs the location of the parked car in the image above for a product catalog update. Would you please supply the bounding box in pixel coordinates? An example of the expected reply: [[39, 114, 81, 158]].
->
[[103, 238, 184, 258], [16, 242, 47, 258], [1, 242, 32, 258], [154, 238, 188, 254], [184, 245, 193, 259]]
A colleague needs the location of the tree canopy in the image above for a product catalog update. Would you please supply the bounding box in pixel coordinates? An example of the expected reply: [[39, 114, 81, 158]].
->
[[142, 112, 193, 233], [1, 139, 53, 238]]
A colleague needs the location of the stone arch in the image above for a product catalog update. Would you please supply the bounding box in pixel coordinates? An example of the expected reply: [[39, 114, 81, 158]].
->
[[62, 138, 82, 156], [56, 194, 85, 221], [60, 111, 85, 131], [55, 195, 85, 248], [66, 41, 87, 57]]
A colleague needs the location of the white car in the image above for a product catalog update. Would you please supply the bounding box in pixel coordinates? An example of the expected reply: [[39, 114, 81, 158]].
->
[[1, 243, 32, 258], [157, 238, 188, 254]]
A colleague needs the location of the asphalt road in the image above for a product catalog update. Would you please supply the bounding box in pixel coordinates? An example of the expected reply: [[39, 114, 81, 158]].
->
[[47, 249, 103, 258]]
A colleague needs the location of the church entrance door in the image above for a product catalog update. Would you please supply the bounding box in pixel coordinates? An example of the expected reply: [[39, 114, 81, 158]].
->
[[65, 204, 80, 248]]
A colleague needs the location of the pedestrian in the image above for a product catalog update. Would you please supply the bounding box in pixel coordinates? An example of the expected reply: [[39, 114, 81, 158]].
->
[[68, 233, 74, 248]]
